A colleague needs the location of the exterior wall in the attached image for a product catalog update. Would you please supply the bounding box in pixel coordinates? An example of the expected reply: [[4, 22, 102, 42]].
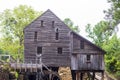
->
[[71, 33, 105, 70], [72, 34, 102, 54], [24, 10, 71, 67], [24, 10, 105, 70], [77, 54, 104, 70]]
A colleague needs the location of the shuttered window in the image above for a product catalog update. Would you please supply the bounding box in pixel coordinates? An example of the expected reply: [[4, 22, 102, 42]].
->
[[37, 47, 42, 54], [52, 21, 55, 27], [87, 55, 91, 61], [41, 20, 44, 27], [56, 28, 59, 40], [34, 32, 37, 41], [58, 47, 62, 54], [80, 40, 84, 49]]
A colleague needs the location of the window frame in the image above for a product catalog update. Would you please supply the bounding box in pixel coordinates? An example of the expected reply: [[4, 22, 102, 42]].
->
[[37, 46, 42, 54], [41, 20, 44, 27], [80, 40, 84, 49], [86, 54, 91, 61], [34, 31, 37, 41], [55, 28, 59, 40], [52, 21, 55, 28], [57, 47, 62, 54]]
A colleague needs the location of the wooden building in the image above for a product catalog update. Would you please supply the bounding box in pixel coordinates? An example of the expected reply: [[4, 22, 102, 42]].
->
[[24, 9, 105, 80]]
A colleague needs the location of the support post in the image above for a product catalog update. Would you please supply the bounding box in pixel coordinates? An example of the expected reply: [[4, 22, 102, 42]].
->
[[101, 71, 104, 80], [92, 72, 95, 80], [80, 73, 83, 80], [71, 70, 76, 80], [23, 72, 28, 80], [76, 71, 80, 80]]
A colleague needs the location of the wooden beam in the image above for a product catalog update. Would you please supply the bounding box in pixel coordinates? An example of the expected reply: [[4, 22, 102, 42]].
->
[[76, 71, 80, 80], [101, 71, 104, 80], [80, 73, 83, 80], [71, 70, 76, 80], [92, 72, 95, 80]]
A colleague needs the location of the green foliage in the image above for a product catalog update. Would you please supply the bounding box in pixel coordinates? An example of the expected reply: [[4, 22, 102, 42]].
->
[[107, 0, 120, 20], [0, 5, 41, 45], [0, 48, 4, 54], [0, 5, 42, 60], [104, 1, 120, 78], [102, 35, 120, 78], [102, 35, 120, 79], [64, 18, 80, 33], [116, 71, 120, 79], [85, 21, 120, 79], [105, 57, 117, 72], [105, 0, 120, 29], [85, 21, 112, 47], [0, 37, 23, 59]]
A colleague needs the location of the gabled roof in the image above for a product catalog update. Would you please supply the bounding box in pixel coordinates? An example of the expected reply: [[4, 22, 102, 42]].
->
[[24, 9, 106, 54], [24, 9, 71, 31], [71, 31, 106, 54]]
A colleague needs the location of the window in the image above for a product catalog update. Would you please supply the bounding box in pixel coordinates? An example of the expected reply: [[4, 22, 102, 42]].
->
[[52, 21, 55, 27], [80, 40, 84, 49], [37, 47, 42, 54], [41, 20, 44, 27], [55, 28, 59, 40], [34, 32, 37, 41], [58, 47, 62, 54], [87, 55, 91, 61]]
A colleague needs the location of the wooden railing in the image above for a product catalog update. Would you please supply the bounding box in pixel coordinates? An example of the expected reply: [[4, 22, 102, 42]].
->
[[9, 54, 52, 72], [0, 54, 61, 80]]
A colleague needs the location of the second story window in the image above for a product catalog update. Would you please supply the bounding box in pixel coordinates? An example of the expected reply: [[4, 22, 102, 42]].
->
[[37, 47, 42, 54], [80, 40, 84, 49], [58, 47, 62, 54], [41, 20, 44, 27], [52, 21, 55, 28], [55, 28, 59, 40], [87, 54, 91, 61], [34, 32, 37, 41]]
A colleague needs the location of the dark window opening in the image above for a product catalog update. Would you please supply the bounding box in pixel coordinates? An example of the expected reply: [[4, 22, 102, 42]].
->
[[80, 40, 84, 49], [28, 74, 36, 80], [58, 47, 62, 54], [55, 28, 59, 40], [37, 47, 42, 54], [52, 21, 55, 27], [41, 20, 44, 27], [34, 32, 37, 41], [87, 55, 91, 61], [56, 33, 59, 40]]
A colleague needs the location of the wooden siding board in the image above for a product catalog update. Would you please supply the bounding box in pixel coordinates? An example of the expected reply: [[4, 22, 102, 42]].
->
[[24, 10, 105, 70], [75, 54, 104, 70], [24, 10, 71, 67]]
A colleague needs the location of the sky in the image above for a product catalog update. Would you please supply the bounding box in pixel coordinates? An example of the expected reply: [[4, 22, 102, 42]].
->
[[0, 0, 114, 38]]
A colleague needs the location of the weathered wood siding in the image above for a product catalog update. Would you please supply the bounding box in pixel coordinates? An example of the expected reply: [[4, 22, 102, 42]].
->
[[24, 10, 71, 67], [72, 33, 103, 54], [71, 33, 105, 70], [24, 9, 105, 70], [77, 54, 104, 70]]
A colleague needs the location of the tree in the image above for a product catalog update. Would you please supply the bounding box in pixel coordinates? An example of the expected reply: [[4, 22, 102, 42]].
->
[[85, 21, 113, 47], [85, 21, 120, 79], [0, 48, 4, 54], [104, 0, 120, 32], [102, 34, 120, 78], [0, 5, 41, 46], [64, 18, 80, 33], [0, 5, 42, 60]]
